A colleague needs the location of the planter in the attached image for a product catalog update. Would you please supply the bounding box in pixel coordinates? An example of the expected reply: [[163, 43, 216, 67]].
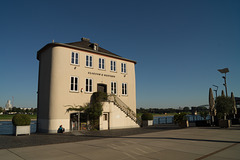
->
[[231, 119, 239, 125], [179, 120, 189, 128], [15, 125, 30, 136], [219, 120, 231, 128], [142, 120, 153, 127]]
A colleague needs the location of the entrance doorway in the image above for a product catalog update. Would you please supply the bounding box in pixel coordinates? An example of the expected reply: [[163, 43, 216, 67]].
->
[[102, 112, 109, 130], [70, 113, 79, 131], [80, 112, 88, 130], [97, 83, 107, 93]]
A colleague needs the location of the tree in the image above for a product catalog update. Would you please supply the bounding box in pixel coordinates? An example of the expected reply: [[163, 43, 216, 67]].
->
[[66, 92, 107, 130], [200, 111, 209, 120], [209, 88, 216, 116], [16, 108, 22, 113], [231, 92, 237, 117], [25, 108, 30, 113], [33, 108, 38, 114], [12, 107, 17, 112], [141, 113, 153, 120], [85, 92, 107, 129], [215, 95, 233, 120], [173, 112, 188, 127], [0, 107, 3, 113], [197, 106, 207, 112], [183, 107, 190, 112]]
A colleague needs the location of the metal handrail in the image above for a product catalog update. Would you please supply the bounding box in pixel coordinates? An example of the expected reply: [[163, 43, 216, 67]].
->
[[108, 95, 140, 125]]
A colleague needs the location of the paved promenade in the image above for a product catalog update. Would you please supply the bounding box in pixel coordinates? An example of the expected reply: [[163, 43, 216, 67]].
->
[[1, 125, 240, 160]]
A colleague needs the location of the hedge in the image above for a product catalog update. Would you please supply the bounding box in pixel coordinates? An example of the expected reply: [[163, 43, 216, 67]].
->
[[12, 114, 31, 126], [141, 113, 153, 120]]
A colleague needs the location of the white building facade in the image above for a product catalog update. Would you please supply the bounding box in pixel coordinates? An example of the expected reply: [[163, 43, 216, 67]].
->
[[37, 38, 139, 133]]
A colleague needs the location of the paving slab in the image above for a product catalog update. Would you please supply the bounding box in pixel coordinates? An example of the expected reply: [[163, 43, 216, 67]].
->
[[1, 126, 240, 160], [0, 149, 23, 160]]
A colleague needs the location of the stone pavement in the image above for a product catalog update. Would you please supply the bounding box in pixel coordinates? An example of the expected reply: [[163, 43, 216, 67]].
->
[[0, 125, 179, 149], [1, 125, 240, 160]]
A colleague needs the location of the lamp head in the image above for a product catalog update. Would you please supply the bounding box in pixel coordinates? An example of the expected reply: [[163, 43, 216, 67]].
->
[[218, 68, 229, 74]]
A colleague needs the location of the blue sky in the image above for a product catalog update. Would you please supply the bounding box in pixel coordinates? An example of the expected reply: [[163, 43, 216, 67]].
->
[[0, 0, 239, 109]]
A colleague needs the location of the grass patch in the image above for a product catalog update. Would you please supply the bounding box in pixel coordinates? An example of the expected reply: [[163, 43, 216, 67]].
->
[[153, 113, 177, 117], [0, 114, 37, 120], [137, 113, 178, 118]]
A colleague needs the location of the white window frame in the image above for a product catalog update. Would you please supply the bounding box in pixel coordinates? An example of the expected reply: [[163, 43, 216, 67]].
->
[[70, 76, 78, 92], [71, 52, 79, 65], [85, 78, 93, 93], [122, 83, 127, 95], [110, 60, 116, 72], [86, 55, 93, 68], [99, 58, 105, 70], [111, 82, 117, 95], [121, 63, 126, 73]]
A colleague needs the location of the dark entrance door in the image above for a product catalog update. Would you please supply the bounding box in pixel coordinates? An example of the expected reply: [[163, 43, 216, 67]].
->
[[80, 112, 87, 130], [70, 113, 79, 131], [97, 84, 107, 93]]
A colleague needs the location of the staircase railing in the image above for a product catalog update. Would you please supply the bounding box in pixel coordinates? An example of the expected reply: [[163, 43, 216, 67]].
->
[[108, 95, 141, 125]]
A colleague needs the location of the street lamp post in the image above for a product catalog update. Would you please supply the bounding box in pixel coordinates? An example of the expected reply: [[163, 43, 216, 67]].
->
[[212, 85, 218, 99], [218, 68, 229, 97]]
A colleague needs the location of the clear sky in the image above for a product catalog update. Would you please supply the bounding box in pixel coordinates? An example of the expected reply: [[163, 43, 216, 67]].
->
[[0, 0, 239, 109]]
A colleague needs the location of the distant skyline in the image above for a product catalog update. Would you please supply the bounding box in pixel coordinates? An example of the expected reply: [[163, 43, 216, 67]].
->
[[0, 0, 240, 108]]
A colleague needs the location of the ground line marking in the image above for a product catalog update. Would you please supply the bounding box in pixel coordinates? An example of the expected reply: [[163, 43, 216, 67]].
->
[[195, 143, 238, 160], [123, 152, 137, 159], [7, 149, 25, 160]]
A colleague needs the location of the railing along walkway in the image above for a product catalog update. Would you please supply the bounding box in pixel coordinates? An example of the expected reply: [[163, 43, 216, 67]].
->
[[108, 95, 140, 125]]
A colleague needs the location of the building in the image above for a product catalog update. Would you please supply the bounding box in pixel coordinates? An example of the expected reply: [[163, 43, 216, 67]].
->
[[5, 100, 12, 111], [37, 38, 139, 133]]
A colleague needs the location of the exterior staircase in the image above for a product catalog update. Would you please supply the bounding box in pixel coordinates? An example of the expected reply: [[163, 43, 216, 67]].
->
[[108, 95, 141, 125]]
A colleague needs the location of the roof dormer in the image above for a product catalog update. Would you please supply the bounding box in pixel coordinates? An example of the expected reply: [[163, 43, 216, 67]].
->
[[93, 43, 98, 51]]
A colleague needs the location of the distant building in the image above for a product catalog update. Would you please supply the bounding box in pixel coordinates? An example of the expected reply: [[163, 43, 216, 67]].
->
[[236, 97, 240, 107], [5, 100, 12, 110], [37, 38, 139, 133]]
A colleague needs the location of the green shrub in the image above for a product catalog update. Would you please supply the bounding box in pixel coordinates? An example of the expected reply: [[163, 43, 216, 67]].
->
[[91, 92, 108, 102], [141, 113, 153, 120], [215, 96, 233, 119], [12, 114, 31, 126], [200, 111, 209, 120], [85, 92, 108, 130], [174, 112, 187, 124]]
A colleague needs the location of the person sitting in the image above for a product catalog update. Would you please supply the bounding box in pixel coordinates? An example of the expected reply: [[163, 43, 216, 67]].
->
[[57, 125, 65, 133]]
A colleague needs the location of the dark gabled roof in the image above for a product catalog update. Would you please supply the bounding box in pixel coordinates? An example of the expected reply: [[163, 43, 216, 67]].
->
[[37, 38, 136, 64], [66, 39, 121, 58]]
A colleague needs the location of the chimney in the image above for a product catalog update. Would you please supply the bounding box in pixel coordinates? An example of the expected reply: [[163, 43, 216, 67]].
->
[[93, 43, 99, 51], [81, 37, 90, 42]]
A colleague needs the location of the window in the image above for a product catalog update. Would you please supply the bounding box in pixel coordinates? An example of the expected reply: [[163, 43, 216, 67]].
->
[[71, 52, 79, 65], [111, 82, 117, 94], [121, 63, 126, 73], [86, 78, 93, 92], [86, 55, 92, 67], [110, 60, 116, 72], [70, 77, 78, 92], [122, 83, 127, 95], [99, 58, 105, 70], [103, 113, 108, 121]]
